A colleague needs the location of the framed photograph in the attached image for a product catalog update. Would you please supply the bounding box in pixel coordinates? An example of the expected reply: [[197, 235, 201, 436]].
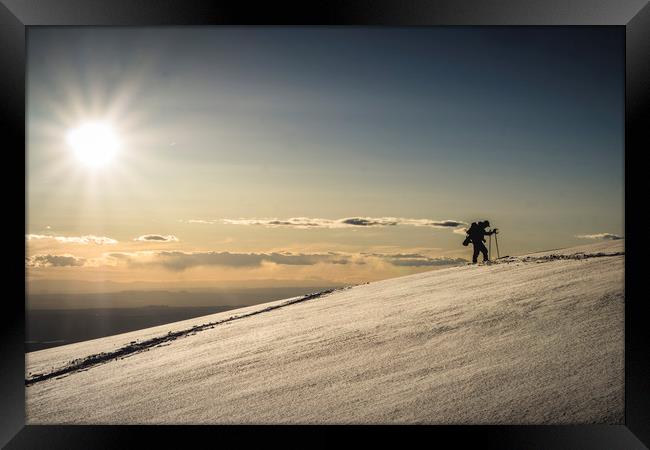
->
[[2, 0, 648, 447]]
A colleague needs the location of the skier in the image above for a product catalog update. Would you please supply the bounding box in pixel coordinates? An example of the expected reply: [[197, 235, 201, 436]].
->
[[464, 220, 498, 263]]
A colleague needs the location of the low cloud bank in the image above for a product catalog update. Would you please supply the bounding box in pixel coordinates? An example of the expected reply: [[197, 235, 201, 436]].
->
[[115, 250, 467, 271], [575, 233, 623, 241], [27, 250, 467, 271], [26, 254, 86, 268], [108, 251, 350, 271]]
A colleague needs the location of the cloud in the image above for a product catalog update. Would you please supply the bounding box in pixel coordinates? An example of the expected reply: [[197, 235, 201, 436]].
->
[[219, 217, 467, 230], [26, 234, 49, 240], [575, 233, 623, 241], [106, 252, 132, 260], [27, 254, 86, 268], [223, 218, 329, 228], [134, 234, 179, 242], [108, 250, 343, 271], [339, 217, 399, 227], [26, 234, 118, 245], [428, 220, 464, 228], [184, 219, 219, 224], [363, 252, 467, 267]]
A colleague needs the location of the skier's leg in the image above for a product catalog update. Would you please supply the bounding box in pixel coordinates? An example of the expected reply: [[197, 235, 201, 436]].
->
[[480, 242, 489, 261], [472, 243, 479, 263]]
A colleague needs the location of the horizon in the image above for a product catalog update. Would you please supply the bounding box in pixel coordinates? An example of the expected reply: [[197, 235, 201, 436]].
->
[[27, 27, 624, 301]]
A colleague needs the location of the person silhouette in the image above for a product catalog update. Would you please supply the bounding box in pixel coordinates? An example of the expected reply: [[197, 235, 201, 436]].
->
[[465, 220, 498, 263]]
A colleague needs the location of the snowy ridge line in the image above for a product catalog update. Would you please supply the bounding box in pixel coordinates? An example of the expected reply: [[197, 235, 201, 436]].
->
[[25, 287, 347, 387], [488, 251, 625, 265]]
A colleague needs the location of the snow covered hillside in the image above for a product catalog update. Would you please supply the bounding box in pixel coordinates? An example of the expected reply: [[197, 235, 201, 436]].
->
[[26, 240, 624, 424]]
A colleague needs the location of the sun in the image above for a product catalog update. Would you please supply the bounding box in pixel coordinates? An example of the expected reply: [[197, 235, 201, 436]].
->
[[66, 122, 120, 168]]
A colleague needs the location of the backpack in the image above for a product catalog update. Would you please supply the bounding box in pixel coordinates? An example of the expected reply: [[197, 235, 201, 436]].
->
[[462, 222, 478, 246]]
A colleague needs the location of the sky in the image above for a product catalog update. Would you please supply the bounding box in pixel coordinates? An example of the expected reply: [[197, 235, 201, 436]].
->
[[26, 27, 624, 295]]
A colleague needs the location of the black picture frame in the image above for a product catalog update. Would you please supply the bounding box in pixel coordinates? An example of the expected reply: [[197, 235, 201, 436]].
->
[[1, 0, 648, 448]]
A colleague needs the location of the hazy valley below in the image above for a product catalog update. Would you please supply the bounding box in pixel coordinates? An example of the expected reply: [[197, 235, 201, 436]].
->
[[26, 286, 340, 352]]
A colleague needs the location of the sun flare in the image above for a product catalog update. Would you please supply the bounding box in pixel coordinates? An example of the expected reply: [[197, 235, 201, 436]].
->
[[66, 122, 120, 168]]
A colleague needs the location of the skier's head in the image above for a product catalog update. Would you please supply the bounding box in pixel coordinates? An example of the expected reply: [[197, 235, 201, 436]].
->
[[482, 220, 490, 228]]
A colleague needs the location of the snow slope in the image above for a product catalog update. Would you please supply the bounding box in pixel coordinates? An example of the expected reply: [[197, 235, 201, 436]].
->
[[26, 240, 624, 424]]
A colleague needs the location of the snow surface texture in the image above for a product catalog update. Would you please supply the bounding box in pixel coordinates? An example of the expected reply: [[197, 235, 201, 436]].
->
[[26, 241, 624, 424]]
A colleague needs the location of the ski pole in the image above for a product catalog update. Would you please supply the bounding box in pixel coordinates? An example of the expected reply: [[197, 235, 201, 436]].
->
[[489, 234, 492, 261], [495, 231, 500, 259]]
